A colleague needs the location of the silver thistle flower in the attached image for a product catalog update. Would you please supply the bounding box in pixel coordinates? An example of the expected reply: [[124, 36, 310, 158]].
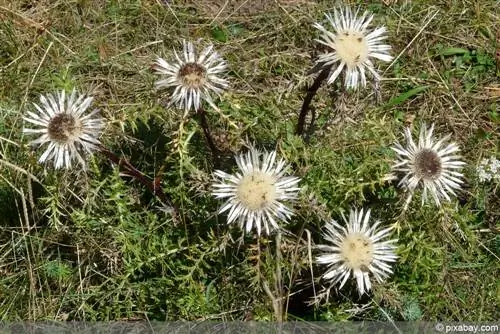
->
[[23, 89, 104, 169], [316, 208, 398, 296], [313, 6, 393, 89], [391, 124, 466, 207], [153, 40, 229, 114], [212, 148, 301, 236]]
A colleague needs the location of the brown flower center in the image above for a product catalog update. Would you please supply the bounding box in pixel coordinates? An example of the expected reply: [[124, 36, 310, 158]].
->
[[179, 62, 207, 88], [340, 233, 374, 271], [414, 149, 442, 180], [47, 113, 82, 142], [334, 30, 369, 68]]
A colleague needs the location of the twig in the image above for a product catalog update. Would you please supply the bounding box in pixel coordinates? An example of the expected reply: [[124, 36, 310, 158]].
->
[[260, 232, 285, 322], [305, 229, 317, 304], [296, 66, 331, 137], [382, 8, 439, 75], [98, 145, 178, 218], [262, 281, 282, 322]]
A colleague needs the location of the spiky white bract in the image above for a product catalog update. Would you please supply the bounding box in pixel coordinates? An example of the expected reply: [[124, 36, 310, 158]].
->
[[212, 148, 301, 236], [23, 89, 104, 170], [391, 124, 466, 207], [316, 208, 398, 296], [153, 40, 228, 114], [313, 6, 392, 89]]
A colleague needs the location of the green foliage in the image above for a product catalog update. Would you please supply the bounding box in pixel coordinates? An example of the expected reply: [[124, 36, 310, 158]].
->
[[401, 298, 423, 321], [435, 44, 497, 92], [0, 0, 497, 324], [385, 86, 429, 108]]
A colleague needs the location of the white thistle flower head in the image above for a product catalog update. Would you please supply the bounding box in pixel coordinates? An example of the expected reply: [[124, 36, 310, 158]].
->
[[23, 89, 104, 169], [316, 208, 398, 296], [153, 40, 229, 114], [391, 124, 466, 207], [313, 6, 393, 89], [212, 148, 301, 236]]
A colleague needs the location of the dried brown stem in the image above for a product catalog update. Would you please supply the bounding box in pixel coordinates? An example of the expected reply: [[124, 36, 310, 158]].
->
[[98, 145, 178, 218], [296, 66, 331, 137], [196, 107, 221, 168]]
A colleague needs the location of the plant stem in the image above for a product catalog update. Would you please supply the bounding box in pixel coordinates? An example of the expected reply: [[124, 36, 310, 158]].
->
[[98, 145, 178, 218], [296, 66, 331, 137], [274, 231, 283, 321], [196, 107, 220, 168]]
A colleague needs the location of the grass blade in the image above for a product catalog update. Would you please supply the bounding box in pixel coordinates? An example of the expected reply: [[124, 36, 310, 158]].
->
[[385, 85, 429, 107]]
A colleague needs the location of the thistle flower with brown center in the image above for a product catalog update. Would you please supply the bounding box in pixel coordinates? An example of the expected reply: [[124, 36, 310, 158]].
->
[[23, 89, 104, 169], [391, 124, 466, 207], [153, 40, 228, 114]]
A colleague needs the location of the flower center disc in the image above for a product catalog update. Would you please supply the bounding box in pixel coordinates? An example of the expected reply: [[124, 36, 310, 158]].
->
[[237, 172, 277, 211], [179, 62, 207, 88], [47, 113, 82, 142], [414, 149, 442, 180], [340, 233, 374, 271], [334, 31, 369, 68]]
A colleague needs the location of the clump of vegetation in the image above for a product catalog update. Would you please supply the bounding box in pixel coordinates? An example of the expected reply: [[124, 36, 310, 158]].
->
[[0, 0, 497, 323]]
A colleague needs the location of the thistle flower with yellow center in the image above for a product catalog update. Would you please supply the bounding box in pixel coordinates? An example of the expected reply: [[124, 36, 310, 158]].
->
[[391, 124, 466, 207], [153, 40, 228, 114], [23, 89, 104, 169], [313, 7, 393, 89], [316, 208, 398, 296], [212, 148, 301, 236]]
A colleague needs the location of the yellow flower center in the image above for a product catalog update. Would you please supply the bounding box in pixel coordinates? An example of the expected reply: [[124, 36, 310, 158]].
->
[[334, 30, 369, 68], [47, 113, 82, 143], [179, 62, 207, 88], [340, 233, 374, 271], [237, 171, 277, 211]]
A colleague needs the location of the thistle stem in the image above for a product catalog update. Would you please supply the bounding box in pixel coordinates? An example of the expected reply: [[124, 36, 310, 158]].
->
[[296, 66, 331, 137], [98, 145, 178, 217], [196, 107, 220, 168]]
